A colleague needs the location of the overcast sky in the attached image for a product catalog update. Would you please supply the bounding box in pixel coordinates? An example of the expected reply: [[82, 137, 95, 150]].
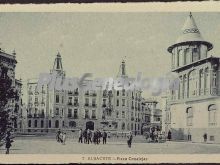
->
[[1, 12, 220, 100]]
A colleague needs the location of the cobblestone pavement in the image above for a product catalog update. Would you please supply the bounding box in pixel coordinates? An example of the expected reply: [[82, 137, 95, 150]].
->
[[1, 136, 220, 154]]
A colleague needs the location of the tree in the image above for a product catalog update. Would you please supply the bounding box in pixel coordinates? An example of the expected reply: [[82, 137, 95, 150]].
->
[[0, 65, 18, 146]]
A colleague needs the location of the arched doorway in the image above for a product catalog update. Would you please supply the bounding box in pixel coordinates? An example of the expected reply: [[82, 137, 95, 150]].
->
[[86, 121, 94, 130]]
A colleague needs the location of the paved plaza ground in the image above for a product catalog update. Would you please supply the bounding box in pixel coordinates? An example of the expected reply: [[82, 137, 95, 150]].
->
[[1, 135, 220, 154]]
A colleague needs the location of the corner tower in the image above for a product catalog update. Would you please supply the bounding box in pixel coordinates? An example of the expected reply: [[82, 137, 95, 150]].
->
[[167, 13, 213, 70]]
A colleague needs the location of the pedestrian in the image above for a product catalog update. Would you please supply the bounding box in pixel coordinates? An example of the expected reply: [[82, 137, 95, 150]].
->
[[56, 129, 61, 142], [97, 130, 102, 144], [78, 129, 83, 143], [127, 131, 133, 148], [167, 130, 172, 141], [203, 133, 207, 143], [93, 130, 97, 144], [102, 130, 107, 144], [5, 132, 13, 154], [59, 132, 63, 144], [83, 129, 87, 144], [87, 129, 92, 144], [62, 132, 66, 145]]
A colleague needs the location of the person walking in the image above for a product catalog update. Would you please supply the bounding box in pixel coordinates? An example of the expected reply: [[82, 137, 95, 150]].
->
[[62, 132, 66, 145], [167, 130, 172, 141], [56, 129, 61, 142], [78, 129, 83, 143], [93, 130, 97, 144], [203, 133, 207, 143], [127, 131, 133, 148], [5, 132, 13, 154], [87, 129, 92, 144], [83, 129, 87, 144], [102, 130, 107, 144]]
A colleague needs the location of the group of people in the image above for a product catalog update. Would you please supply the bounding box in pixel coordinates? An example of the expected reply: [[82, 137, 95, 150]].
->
[[78, 129, 108, 145], [56, 129, 67, 145]]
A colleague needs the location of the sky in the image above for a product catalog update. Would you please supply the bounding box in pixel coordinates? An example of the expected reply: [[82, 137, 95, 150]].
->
[[1, 12, 220, 102]]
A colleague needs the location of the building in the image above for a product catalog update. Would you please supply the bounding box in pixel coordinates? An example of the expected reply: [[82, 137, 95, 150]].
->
[[26, 53, 149, 134], [0, 49, 23, 131], [142, 99, 162, 133], [166, 13, 220, 143]]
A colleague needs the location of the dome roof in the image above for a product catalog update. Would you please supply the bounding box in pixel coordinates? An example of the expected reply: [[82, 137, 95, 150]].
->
[[168, 13, 213, 53]]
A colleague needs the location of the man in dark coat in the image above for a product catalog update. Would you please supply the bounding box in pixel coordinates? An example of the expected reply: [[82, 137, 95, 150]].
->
[[102, 131, 107, 144], [167, 130, 172, 141], [127, 132, 133, 148]]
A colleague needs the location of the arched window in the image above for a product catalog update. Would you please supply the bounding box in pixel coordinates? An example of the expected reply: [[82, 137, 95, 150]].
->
[[188, 70, 197, 97], [192, 47, 200, 62], [28, 120, 31, 127], [186, 107, 193, 126], [34, 120, 38, 128], [208, 104, 217, 126], [55, 120, 59, 128], [178, 49, 184, 66], [69, 121, 76, 127]]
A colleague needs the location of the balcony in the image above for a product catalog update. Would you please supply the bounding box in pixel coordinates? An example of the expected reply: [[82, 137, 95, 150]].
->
[[68, 102, 73, 106], [85, 92, 89, 96], [68, 91, 73, 95], [85, 103, 89, 107], [92, 104, 97, 107], [91, 93, 97, 97], [102, 104, 106, 107]]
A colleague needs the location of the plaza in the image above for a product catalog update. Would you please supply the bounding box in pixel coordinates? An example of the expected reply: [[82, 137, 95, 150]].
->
[[1, 135, 220, 154]]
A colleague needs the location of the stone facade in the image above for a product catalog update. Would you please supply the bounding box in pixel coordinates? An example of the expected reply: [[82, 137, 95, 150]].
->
[[166, 13, 220, 143], [26, 53, 150, 134]]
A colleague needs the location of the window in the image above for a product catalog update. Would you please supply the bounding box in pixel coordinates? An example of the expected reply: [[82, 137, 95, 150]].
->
[[122, 99, 125, 106], [35, 97, 38, 103], [68, 109, 72, 117], [121, 122, 125, 130], [55, 120, 59, 128], [69, 121, 76, 127], [74, 97, 78, 105], [34, 120, 38, 128], [55, 108, 59, 115], [92, 110, 96, 119], [28, 120, 31, 127], [208, 104, 217, 126], [189, 70, 197, 97], [63, 121, 65, 127], [103, 99, 106, 107], [41, 120, 44, 128], [62, 96, 64, 104], [56, 95, 59, 103], [49, 120, 51, 128], [117, 99, 119, 106], [186, 107, 193, 126], [92, 98, 96, 106], [122, 89, 125, 96], [68, 97, 72, 105], [192, 47, 200, 62], [131, 123, 133, 130], [74, 109, 78, 118], [117, 91, 119, 96], [85, 109, 89, 119], [85, 98, 89, 106], [122, 111, 125, 118]]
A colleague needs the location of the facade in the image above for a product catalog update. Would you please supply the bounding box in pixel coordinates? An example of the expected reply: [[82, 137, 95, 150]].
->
[[142, 99, 162, 132], [166, 13, 220, 143], [26, 53, 149, 134], [0, 49, 23, 131]]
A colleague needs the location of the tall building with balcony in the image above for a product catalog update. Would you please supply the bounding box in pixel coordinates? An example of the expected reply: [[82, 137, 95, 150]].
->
[[0, 49, 23, 131], [167, 13, 220, 143], [26, 53, 145, 134]]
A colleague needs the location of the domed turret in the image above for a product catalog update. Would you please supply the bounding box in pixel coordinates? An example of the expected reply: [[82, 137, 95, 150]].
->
[[168, 13, 213, 69]]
